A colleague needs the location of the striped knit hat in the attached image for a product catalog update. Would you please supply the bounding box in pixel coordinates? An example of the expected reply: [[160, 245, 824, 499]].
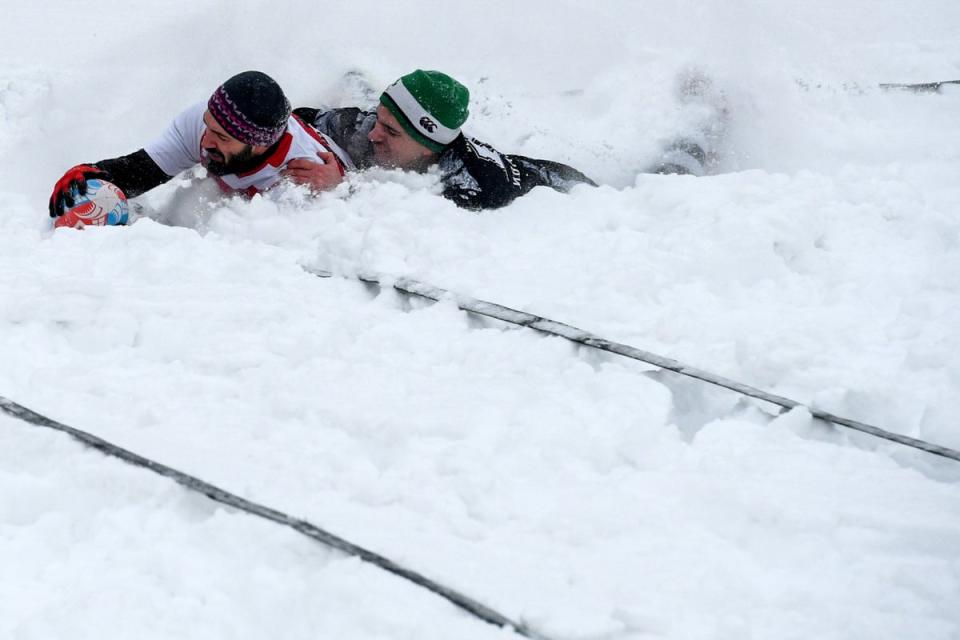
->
[[208, 71, 291, 147], [380, 70, 470, 152]]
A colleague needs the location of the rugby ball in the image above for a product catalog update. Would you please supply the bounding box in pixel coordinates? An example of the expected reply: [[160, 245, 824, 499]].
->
[[54, 179, 129, 229]]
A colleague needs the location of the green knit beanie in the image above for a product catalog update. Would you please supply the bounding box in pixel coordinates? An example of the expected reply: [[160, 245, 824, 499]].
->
[[380, 70, 470, 152]]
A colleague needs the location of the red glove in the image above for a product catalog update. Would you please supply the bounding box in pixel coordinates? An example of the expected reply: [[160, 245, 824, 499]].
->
[[49, 164, 109, 217]]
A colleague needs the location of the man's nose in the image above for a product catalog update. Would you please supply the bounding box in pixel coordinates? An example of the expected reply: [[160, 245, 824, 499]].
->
[[200, 129, 216, 149], [368, 124, 384, 143]]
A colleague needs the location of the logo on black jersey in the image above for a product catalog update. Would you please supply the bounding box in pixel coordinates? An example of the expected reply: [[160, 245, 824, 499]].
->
[[419, 116, 438, 133]]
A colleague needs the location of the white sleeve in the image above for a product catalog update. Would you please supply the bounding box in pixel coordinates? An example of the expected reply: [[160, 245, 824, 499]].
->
[[143, 102, 206, 177]]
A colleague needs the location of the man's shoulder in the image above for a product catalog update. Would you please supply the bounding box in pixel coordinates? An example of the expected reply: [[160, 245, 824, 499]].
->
[[437, 134, 595, 210], [437, 135, 523, 210], [143, 101, 208, 177], [167, 101, 208, 139], [440, 136, 519, 187], [453, 136, 508, 166], [287, 114, 355, 170]]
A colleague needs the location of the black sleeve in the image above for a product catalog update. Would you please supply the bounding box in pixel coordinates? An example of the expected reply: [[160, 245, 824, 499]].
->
[[292, 107, 321, 124], [94, 149, 172, 198], [440, 136, 596, 210], [513, 157, 597, 190], [293, 107, 376, 169], [295, 107, 364, 144]]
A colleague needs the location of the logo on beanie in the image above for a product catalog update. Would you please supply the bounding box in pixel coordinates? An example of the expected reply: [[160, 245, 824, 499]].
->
[[419, 116, 438, 133]]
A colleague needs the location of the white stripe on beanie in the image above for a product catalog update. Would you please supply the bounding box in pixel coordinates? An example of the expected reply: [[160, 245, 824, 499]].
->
[[383, 79, 461, 145]]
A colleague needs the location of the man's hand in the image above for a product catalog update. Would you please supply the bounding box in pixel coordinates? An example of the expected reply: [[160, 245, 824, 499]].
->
[[283, 151, 345, 192], [49, 164, 109, 217]]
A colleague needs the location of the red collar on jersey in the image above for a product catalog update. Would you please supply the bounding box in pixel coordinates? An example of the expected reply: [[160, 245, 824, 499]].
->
[[235, 131, 294, 178]]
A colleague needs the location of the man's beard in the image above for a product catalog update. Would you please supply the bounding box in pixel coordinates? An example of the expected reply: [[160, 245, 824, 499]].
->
[[203, 144, 257, 176]]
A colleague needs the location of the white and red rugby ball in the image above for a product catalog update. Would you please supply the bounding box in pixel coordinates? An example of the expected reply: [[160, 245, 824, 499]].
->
[[54, 179, 129, 229]]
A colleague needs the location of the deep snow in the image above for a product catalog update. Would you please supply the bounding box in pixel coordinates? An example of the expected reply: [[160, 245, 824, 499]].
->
[[1, 2, 959, 639]]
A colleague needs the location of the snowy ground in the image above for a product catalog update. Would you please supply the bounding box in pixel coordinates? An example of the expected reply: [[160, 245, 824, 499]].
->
[[2, 2, 960, 639]]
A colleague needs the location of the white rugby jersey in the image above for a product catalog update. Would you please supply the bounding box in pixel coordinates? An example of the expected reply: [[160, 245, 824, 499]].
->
[[144, 102, 354, 196]]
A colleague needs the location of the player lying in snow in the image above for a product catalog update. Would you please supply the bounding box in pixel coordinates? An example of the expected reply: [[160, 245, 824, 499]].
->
[[48, 68, 597, 221], [49, 68, 722, 220], [48, 70, 352, 222], [292, 68, 724, 210], [292, 69, 597, 210]]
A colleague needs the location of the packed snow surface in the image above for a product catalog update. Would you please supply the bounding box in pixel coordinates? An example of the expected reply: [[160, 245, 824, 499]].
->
[[2, 2, 959, 639]]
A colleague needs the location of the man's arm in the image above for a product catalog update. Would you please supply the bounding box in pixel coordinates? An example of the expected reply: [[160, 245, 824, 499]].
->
[[513, 157, 597, 190], [48, 151, 172, 217], [50, 103, 204, 217], [280, 107, 378, 192], [95, 150, 173, 198], [293, 107, 376, 169]]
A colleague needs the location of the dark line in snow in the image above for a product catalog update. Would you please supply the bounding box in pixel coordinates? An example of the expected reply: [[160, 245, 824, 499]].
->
[[0, 395, 553, 640], [309, 267, 960, 464]]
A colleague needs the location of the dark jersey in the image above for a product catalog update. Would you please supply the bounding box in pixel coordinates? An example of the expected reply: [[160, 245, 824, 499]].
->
[[294, 107, 596, 210]]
